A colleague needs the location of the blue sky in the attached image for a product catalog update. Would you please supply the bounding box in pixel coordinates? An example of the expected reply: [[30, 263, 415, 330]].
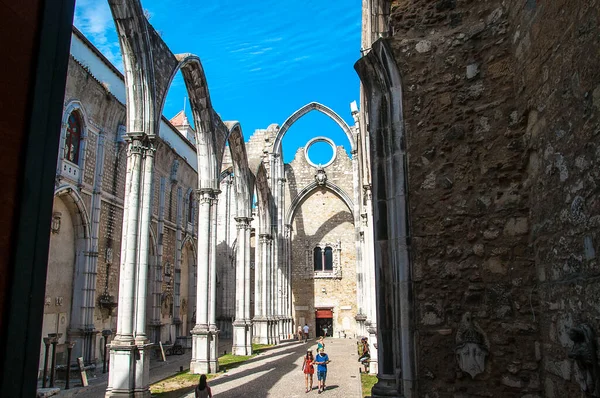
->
[[74, 0, 361, 164]]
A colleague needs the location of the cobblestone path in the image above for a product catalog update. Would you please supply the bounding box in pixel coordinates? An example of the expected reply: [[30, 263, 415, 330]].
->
[[181, 338, 362, 398]]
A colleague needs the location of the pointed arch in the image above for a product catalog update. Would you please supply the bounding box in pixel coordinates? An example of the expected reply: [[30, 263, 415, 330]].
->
[[255, 163, 273, 235], [52, 184, 92, 343], [54, 184, 91, 241], [285, 181, 354, 226], [174, 54, 219, 189], [355, 38, 412, 396], [224, 121, 255, 219], [272, 102, 355, 156]]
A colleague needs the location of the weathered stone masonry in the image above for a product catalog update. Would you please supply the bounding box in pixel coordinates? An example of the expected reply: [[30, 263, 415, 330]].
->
[[358, 0, 600, 396]]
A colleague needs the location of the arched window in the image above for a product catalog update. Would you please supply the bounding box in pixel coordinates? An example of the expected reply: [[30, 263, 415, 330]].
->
[[314, 246, 333, 272], [324, 246, 333, 271], [65, 112, 82, 164], [313, 247, 322, 271], [188, 191, 194, 224]]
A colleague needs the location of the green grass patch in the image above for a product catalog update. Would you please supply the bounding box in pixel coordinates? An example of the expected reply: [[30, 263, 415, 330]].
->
[[252, 343, 273, 354], [361, 373, 377, 398], [150, 345, 273, 397], [218, 353, 252, 372]]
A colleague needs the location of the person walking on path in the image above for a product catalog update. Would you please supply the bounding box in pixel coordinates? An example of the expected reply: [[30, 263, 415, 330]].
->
[[303, 323, 310, 343], [298, 325, 303, 341], [194, 374, 213, 398], [358, 337, 370, 373], [302, 349, 315, 393], [317, 336, 325, 352], [314, 347, 331, 394]]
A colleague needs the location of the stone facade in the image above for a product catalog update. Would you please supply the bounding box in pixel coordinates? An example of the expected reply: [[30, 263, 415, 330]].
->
[[287, 147, 358, 338], [357, 0, 600, 396], [40, 29, 198, 376]]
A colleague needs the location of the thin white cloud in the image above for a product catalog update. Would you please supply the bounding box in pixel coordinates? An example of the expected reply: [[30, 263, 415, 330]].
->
[[74, 0, 122, 69]]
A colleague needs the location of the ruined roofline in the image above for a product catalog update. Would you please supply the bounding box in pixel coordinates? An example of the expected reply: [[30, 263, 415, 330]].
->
[[71, 26, 198, 157]]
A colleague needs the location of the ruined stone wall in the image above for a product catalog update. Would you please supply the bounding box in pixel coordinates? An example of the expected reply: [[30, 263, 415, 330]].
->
[[507, 1, 600, 397], [387, 0, 537, 395], [50, 55, 198, 361], [152, 139, 198, 341], [287, 147, 358, 337], [386, 0, 600, 396]]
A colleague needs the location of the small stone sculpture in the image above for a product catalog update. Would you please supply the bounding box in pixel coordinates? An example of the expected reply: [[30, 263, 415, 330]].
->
[[315, 167, 327, 186], [568, 324, 600, 397], [170, 159, 180, 182], [455, 312, 489, 379]]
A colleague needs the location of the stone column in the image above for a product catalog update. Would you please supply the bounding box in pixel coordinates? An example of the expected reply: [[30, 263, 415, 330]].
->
[[283, 224, 293, 337], [134, 139, 155, 341], [115, 135, 144, 341], [233, 217, 252, 355], [106, 135, 153, 398], [208, 192, 220, 372], [363, 187, 379, 375], [267, 236, 277, 344], [253, 234, 270, 344], [190, 188, 213, 374], [243, 218, 253, 349]]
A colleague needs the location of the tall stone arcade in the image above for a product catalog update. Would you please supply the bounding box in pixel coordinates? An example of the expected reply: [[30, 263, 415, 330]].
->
[[36, 0, 600, 397]]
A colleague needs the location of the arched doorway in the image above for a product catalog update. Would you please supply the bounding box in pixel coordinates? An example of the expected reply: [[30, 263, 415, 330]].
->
[[39, 189, 91, 377]]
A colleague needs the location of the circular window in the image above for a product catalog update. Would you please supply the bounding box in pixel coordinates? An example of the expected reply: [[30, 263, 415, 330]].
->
[[304, 137, 337, 168]]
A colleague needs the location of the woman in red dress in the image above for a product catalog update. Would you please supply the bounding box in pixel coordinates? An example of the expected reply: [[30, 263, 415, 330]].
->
[[302, 349, 315, 393]]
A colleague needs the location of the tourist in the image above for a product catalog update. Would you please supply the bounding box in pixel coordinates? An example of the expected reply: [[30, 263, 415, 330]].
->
[[317, 336, 325, 351], [314, 347, 331, 394], [303, 323, 310, 343], [302, 349, 315, 393], [358, 337, 370, 373], [298, 325, 303, 341], [195, 374, 212, 398]]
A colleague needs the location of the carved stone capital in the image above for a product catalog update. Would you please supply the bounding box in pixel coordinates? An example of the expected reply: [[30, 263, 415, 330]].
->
[[235, 217, 253, 230], [259, 233, 271, 244], [195, 188, 215, 205]]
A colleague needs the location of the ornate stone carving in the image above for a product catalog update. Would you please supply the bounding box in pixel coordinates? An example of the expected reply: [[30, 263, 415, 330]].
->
[[170, 160, 179, 182], [315, 167, 327, 186], [568, 324, 600, 397], [51, 212, 62, 234], [455, 312, 489, 379]]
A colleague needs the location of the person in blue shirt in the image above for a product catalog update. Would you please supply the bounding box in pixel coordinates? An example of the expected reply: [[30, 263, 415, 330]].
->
[[314, 347, 331, 394]]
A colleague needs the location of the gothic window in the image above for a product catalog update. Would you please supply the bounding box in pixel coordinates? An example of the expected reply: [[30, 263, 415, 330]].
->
[[324, 246, 333, 271], [314, 246, 333, 272], [64, 112, 82, 164], [314, 247, 322, 271], [188, 191, 194, 224]]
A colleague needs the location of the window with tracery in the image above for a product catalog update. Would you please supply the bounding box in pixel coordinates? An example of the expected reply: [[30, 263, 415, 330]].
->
[[314, 246, 333, 272], [310, 241, 343, 279], [64, 112, 82, 164]]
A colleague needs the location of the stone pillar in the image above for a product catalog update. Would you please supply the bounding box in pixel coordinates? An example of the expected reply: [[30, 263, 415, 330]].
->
[[190, 189, 213, 374], [253, 234, 270, 344], [134, 139, 155, 341], [233, 217, 252, 355], [243, 218, 253, 349], [106, 134, 153, 398], [363, 186, 379, 375], [266, 236, 277, 344], [208, 192, 220, 371], [115, 135, 144, 342]]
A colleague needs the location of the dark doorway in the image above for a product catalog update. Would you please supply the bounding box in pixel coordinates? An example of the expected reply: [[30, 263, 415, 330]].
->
[[315, 308, 333, 337]]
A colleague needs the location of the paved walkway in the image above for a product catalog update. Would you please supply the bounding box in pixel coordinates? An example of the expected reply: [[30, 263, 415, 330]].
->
[[181, 338, 362, 398]]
